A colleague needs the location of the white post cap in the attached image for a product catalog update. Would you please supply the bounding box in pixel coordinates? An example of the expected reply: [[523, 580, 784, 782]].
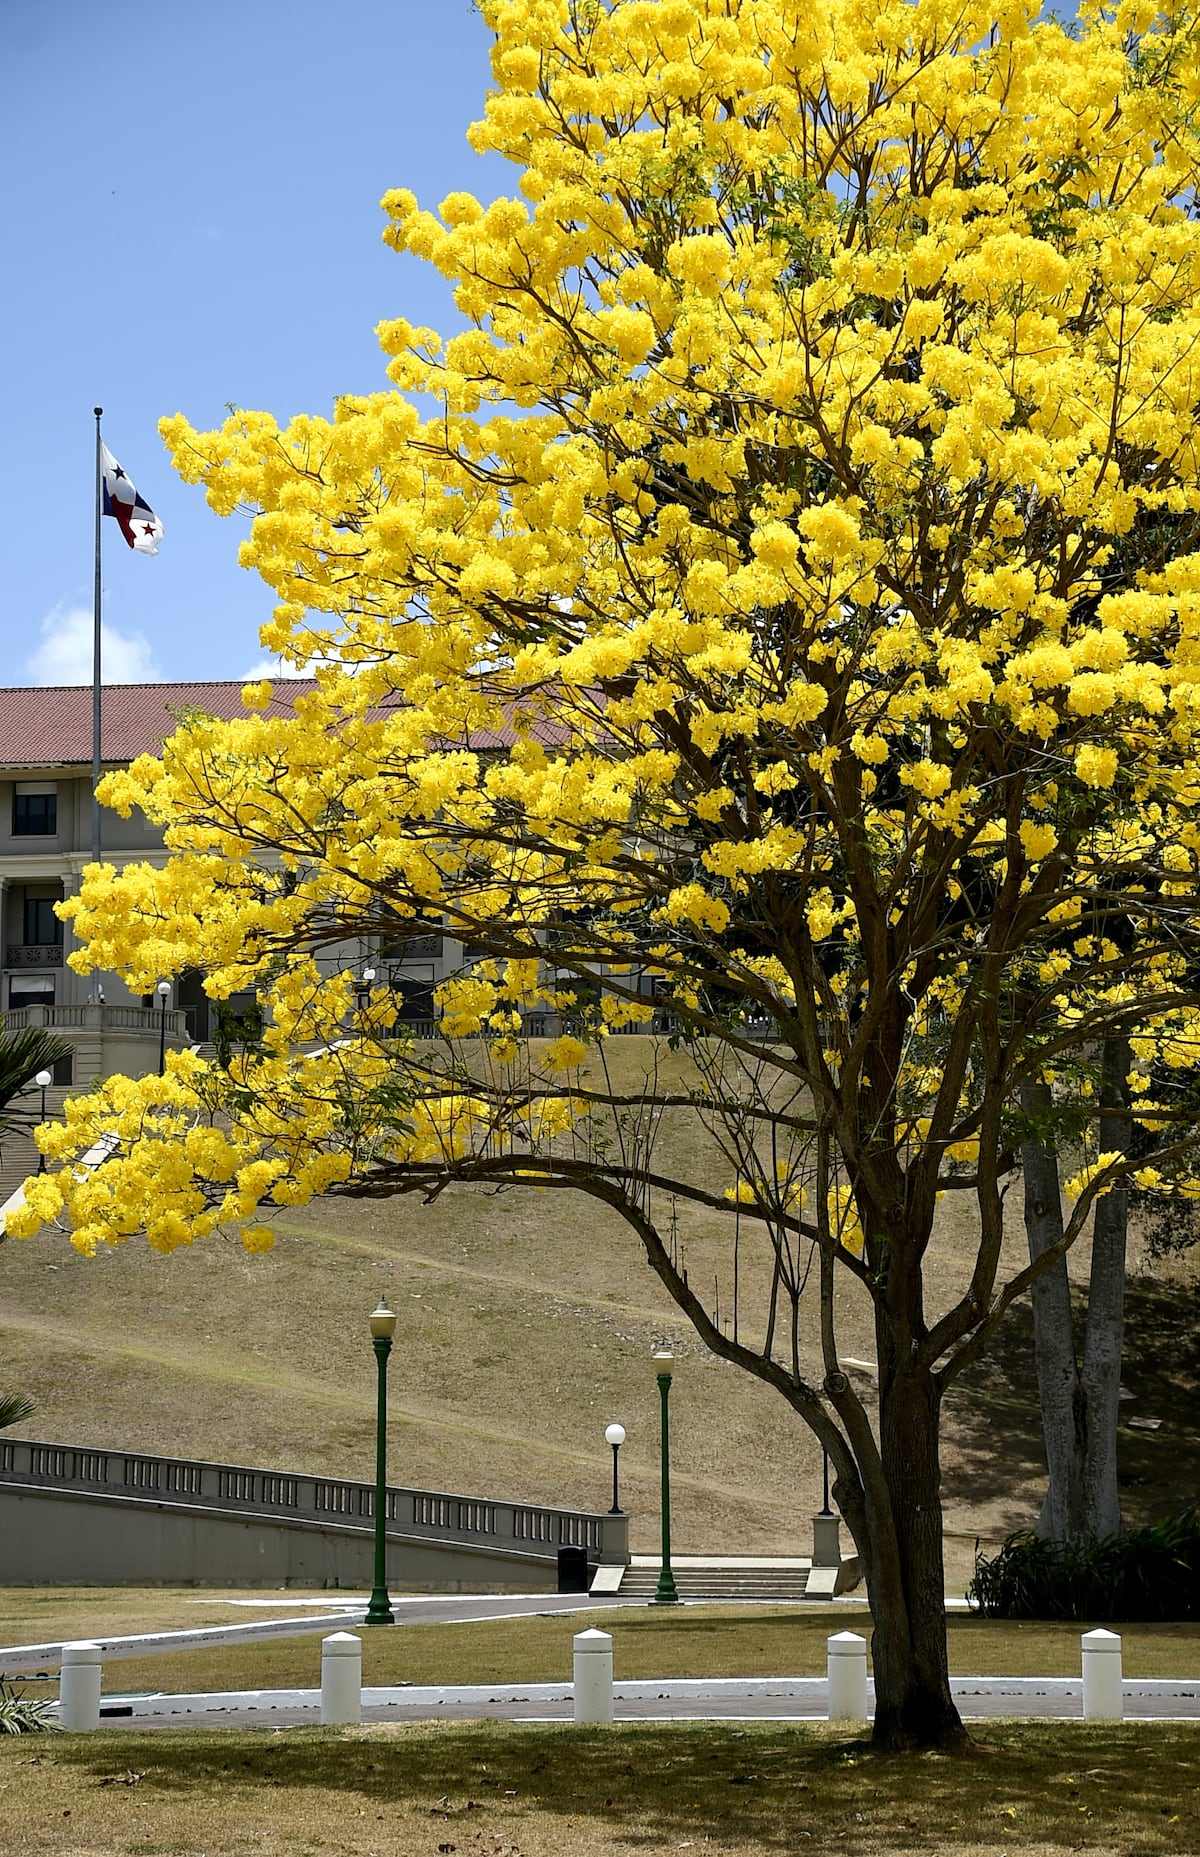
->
[[322, 1631, 362, 1653], [573, 1627, 613, 1651]]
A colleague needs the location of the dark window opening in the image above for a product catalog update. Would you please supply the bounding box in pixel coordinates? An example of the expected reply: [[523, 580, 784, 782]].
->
[[52, 1054, 73, 1086], [8, 977, 54, 1008], [13, 792, 56, 836], [23, 896, 63, 946], [177, 970, 211, 1044], [393, 980, 436, 1023]]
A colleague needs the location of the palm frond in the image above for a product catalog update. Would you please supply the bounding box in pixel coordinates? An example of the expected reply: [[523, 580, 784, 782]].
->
[[0, 1026, 74, 1139], [0, 1392, 35, 1432]]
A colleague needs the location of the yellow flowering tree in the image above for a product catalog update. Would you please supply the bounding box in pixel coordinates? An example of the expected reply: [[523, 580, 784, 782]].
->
[[16, 0, 1200, 1749]]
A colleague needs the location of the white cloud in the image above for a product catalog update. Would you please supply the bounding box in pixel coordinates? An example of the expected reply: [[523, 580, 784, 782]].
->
[[240, 654, 324, 680], [25, 604, 161, 686]]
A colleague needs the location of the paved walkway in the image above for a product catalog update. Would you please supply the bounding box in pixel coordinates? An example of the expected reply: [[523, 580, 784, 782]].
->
[[80, 1675, 1200, 1731], [0, 1593, 642, 1675]]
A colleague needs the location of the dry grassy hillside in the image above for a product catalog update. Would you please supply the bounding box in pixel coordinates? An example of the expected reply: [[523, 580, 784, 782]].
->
[[2, 1041, 1195, 1586]]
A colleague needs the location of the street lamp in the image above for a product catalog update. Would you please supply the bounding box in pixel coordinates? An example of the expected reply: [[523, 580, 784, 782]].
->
[[356, 966, 377, 1014], [365, 1298, 397, 1626], [34, 1070, 51, 1175], [652, 1350, 679, 1604], [156, 979, 171, 1075], [604, 1422, 626, 1514]]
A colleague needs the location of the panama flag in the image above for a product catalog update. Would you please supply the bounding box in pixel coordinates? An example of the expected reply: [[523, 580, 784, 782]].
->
[[101, 444, 164, 554]]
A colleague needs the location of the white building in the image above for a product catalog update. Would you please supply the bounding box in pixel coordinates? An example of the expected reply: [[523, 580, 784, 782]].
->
[[0, 681, 324, 1082], [0, 677, 670, 1090]]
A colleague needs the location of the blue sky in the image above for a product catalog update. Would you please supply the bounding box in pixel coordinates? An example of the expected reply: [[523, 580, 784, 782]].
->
[[1, 0, 508, 687]]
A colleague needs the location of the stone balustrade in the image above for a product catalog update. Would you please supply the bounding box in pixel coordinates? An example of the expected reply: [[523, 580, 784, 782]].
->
[[0, 1437, 628, 1582]]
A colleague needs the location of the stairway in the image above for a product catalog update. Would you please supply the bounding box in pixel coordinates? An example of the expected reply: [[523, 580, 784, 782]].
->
[[0, 1085, 69, 1214], [616, 1557, 815, 1602]]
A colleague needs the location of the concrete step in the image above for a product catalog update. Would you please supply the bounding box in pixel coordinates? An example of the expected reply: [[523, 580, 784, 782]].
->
[[616, 1565, 813, 1602], [0, 1087, 70, 1210]]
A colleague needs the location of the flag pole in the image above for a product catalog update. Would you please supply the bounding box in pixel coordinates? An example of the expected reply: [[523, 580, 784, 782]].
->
[[92, 406, 104, 869]]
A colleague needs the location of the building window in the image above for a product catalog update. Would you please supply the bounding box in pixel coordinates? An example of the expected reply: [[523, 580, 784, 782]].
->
[[12, 785, 57, 836], [52, 1054, 73, 1086], [8, 974, 54, 1009], [392, 976, 437, 1023], [177, 970, 211, 1044], [23, 895, 63, 947]]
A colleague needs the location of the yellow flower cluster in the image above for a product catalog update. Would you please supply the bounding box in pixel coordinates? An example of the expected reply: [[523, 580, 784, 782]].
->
[[15, 0, 1200, 1254]]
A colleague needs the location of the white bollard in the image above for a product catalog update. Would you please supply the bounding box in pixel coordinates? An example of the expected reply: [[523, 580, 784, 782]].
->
[[59, 1641, 103, 1732], [1081, 1627, 1123, 1721], [573, 1627, 614, 1724], [827, 1630, 869, 1722], [321, 1631, 363, 1726]]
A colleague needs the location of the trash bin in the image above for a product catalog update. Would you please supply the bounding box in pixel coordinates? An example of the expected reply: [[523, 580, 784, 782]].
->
[[557, 1544, 589, 1593]]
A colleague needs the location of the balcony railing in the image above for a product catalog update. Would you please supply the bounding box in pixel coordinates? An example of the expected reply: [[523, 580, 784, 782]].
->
[[1, 1004, 188, 1036], [384, 933, 443, 960], [5, 943, 63, 968]]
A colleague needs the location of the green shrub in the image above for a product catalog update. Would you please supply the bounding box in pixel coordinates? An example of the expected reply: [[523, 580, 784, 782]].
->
[[0, 1679, 57, 1734], [967, 1510, 1200, 1620]]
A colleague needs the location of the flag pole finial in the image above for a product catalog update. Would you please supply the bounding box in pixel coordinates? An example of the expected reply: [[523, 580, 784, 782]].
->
[[94, 406, 102, 419]]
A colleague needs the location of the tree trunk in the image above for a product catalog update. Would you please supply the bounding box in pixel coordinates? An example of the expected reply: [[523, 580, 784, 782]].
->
[[1021, 1081, 1087, 1541], [1020, 1052, 1129, 1547], [862, 1363, 968, 1750], [1078, 1037, 1130, 1540]]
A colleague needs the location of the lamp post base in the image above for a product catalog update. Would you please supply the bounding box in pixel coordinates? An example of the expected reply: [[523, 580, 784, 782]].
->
[[812, 1510, 842, 1569], [364, 1591, 394, 1626], [652, 1568, 680, 1604]]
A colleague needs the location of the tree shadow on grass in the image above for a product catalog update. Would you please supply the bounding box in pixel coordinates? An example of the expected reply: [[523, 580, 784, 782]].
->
[[44, 1721, 1200, 1855]]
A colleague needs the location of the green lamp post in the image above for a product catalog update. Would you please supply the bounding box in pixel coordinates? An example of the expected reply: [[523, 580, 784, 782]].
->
[[365, 1298, 397, 1626], [34, 1071, 52, 1174], [156, 980, 171, 1076], [652, 1349, 679, 1604]]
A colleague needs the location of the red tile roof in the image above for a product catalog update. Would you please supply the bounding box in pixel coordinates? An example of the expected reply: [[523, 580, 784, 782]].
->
[[0, 681, 320, 768], [0, 678, 567, 768]]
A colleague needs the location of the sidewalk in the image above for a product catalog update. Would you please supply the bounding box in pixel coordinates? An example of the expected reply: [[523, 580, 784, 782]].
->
[[0, 1578, 881, 1676], [50, 1674, 1200, 1731], [0, 1592, 638, 1676]]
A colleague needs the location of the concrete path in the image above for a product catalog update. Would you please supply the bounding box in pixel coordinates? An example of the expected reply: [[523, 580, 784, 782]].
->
[[69, 1674, 1200, 1731], [0, 1592, 644, 1675], [2, 1586, 882, 1676]]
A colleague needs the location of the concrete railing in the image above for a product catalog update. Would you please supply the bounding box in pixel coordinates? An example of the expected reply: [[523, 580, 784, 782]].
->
[[5, 943, 64, 968], [1, 1004, 189, 1037], [0, 1437, 627, 1570]]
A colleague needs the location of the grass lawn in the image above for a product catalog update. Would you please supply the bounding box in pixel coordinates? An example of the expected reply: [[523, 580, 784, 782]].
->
[[6, 1604, 1200, 1699], [0, 1586, 325, 1649], [1, 1719, 1198, 1856]]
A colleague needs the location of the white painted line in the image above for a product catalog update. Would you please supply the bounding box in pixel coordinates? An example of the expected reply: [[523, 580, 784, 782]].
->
[[0, 1611, 369, 1673]]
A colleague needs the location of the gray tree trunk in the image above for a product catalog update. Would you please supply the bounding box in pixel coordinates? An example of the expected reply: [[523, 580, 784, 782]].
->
[[1021, 1079, 1086, 1542], [1079, 1037, 1131, 1539], [1020, 1042, 1130, 1546]]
